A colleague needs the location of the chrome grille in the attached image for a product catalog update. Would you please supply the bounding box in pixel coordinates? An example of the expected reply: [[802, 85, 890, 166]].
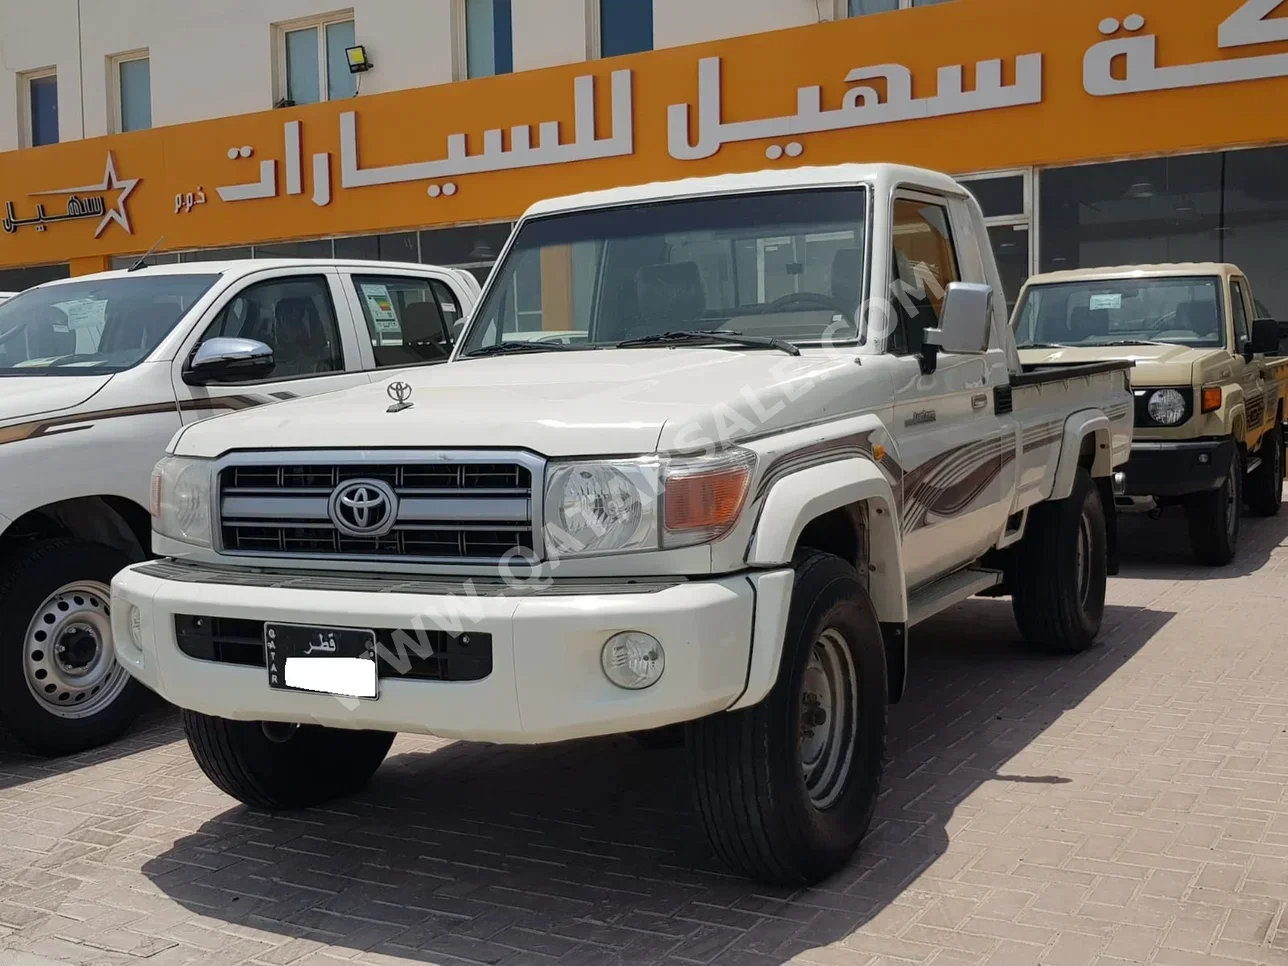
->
[[216, 452, 539, 563]]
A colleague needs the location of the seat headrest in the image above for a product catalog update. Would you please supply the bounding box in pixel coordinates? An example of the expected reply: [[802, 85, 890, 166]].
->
[[1069, 306, 1109, 340], [634, 262, 706, 328], [401, 300, 446, 344]]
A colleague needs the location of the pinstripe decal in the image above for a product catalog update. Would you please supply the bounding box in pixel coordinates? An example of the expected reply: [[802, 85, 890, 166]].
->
[[0, 395, 265, 446]]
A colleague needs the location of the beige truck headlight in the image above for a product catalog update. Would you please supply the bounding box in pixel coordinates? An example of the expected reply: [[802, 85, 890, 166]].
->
[[542, 449, 755, 558], [1146, 389, 1187, 426], [150, 456, 214, 548]]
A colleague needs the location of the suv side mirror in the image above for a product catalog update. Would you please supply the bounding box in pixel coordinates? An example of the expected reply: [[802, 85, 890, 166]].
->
[[1249, 317, 1279, 356], [920, 282, 993, 375], [183, 337, 275, 386]]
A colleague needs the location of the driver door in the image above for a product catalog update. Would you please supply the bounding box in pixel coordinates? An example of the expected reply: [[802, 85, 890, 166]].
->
[[170, 268, 369, 424]]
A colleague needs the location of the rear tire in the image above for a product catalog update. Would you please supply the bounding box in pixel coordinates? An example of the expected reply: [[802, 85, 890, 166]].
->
[[182, 710, 395, 809], [687, 551, 886, 886], [1246, 427, 1283, 517], [0, 538, 149, 756], [630, 724, 685, 749], [1186, 447, 1241, 566], [1011, 468, 1107, 654]]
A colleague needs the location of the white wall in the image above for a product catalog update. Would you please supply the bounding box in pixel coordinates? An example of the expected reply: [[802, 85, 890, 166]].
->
[[0, 0, 836, 150], [653, 0, 825, 48], [511, 0, 589, 71]]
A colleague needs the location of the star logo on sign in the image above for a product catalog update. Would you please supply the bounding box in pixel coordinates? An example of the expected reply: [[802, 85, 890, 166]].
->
[[30, 152, 141, 238]]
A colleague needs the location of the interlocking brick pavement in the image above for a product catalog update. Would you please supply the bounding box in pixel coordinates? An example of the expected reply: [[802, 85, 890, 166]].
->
[[1, 507, 1286, 966]]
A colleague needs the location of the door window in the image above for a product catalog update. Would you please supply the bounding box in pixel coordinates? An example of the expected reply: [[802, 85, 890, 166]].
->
[[352, 274, 455, 368], [200, 275, 344, 381], [888, 198, 960, 355], [1230, 278, 1251, 348]]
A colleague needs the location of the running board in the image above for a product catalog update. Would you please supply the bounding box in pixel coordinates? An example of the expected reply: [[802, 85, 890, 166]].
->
[[907, 568, 1004, 627]]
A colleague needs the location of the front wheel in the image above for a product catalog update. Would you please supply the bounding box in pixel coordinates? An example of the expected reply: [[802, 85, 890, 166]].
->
[[1186, 446, 1242, 566], [1246, 427, 1283, 517], [1011, 468, 1107, 653], [0, 538, 149, 756], [182, 710, 395, 809], [687, 551, 887, 886]]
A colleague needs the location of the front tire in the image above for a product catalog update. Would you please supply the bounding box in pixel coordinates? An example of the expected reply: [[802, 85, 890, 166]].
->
[[0, 538, 148, 756], [182, 710, 395, 809], [1246, 427, 1283, 517], [687, 551, 887, 886], [1186, 446, 1242, 566], [1011, 468, 1108, 653]]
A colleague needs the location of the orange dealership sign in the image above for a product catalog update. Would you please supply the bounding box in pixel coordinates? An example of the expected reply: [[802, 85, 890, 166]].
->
[[1, 0, 1287, 270]]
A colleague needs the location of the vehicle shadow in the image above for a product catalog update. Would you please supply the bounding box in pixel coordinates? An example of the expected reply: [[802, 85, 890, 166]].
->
[[1115, 500, 1288, 581], [0, 697, 181, 793], [138, 599, 1172, 965]]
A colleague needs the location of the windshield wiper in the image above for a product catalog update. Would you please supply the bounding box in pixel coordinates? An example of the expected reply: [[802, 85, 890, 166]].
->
[[1016, 342, 1069, 349], [465, 340, 582, 358], [1095, 339, 1171, 347], [616, 329, 801, 357]]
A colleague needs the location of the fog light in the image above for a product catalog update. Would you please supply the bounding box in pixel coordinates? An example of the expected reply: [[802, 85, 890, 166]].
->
[[601, 632, 664, 690], [1198, 453, 1212, 465], [127, 605, 143, 651]]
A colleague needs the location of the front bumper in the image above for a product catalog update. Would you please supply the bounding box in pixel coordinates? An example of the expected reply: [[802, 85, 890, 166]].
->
[[1122, 437, 1234, 498], [111, 561, 792, 744]]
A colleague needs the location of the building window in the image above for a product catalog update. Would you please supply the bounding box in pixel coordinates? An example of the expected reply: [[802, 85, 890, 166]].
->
[[277, 12, 357, 106], [463, 0, 513, 78], [21, 69, 58, 147], [959, 170, 1032, 311], [594, 0, 653, 59], [111, 52, 152, 133]]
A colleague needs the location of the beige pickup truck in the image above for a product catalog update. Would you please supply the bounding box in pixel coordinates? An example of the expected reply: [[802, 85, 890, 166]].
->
[[1012, 263, 1285, 565]]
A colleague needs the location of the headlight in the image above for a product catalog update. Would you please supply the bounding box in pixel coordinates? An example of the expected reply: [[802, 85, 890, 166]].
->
[[543, 449, 755, 558], [151, 456, 213, 548], [1147, 389, 1187, 426]]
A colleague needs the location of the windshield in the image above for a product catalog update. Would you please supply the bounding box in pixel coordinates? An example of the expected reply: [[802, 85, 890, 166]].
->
[[1014, 276, 1225, 349], [0, 274, 219, 376], [458, 188, 868, 354]]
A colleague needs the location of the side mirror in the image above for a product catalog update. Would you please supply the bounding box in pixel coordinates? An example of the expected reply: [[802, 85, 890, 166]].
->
[[1249, 317, 1279, 356], [920, 282, 993, 375], [183, 337, 275, 386]]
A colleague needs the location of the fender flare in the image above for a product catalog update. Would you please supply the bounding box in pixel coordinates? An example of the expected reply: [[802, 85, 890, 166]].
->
[[1051, 411, 1112, 500], [746, 457, 906, 624]]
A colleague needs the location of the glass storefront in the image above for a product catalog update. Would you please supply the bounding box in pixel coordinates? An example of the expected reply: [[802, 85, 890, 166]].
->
[[1039, 145, 1288, 321]]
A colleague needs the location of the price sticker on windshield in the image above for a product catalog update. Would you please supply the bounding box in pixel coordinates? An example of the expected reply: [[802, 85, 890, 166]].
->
[[1088, 293, 1123, 311]]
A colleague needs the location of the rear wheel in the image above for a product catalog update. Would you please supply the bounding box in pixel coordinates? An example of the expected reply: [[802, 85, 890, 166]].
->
[[1246, 427, 1283, 517], [182, 710, 395, 809], [0, 539, 148, 756], [1186, 447, 1241, 566], [687, 551, 886, 886], [1011, 468, 1107, 653]]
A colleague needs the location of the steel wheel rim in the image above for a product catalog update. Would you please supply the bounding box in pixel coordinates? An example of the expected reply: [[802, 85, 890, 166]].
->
[[23, 580, 129, 718], [1226, 457, 1239, 538], [799, 628, 860, 810], [1075, 512, 1093, 610]]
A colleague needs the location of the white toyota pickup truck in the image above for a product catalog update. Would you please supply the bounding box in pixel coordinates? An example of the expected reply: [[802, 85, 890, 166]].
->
[[113, 165, 1132, 886], [0, 258, 478, 755]]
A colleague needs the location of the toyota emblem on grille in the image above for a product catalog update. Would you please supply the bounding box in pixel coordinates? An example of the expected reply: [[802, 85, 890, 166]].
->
[[328, 479, 399, 538]]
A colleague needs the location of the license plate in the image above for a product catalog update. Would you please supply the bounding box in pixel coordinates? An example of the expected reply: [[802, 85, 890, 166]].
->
[[265, 623, 379, 699]]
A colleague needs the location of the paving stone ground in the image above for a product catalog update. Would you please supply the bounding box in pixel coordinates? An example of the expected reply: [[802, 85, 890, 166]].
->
[[1, 507, 1286, 966]]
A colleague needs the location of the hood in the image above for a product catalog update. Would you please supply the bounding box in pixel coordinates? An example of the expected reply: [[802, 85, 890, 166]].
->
[[1016, 343, 1223, 387], [0, 375, 113, 424], [174, 348, 871, 459]]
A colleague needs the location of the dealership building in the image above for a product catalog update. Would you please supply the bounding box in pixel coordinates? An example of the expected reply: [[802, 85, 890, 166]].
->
[[0, 0, 1286, 318]]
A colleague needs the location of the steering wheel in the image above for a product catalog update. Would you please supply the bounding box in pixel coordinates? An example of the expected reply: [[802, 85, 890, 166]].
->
[[767, 292, 847, 315]]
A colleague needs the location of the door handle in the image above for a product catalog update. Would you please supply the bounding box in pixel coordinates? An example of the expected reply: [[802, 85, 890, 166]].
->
[[971, 393, 989, 411]]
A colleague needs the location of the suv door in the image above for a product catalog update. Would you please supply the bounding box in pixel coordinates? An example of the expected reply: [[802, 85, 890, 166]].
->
[[1231, 276, 1273, 442], [338, 271, 462, 375], [170, 269, 369, 423], [884, 192, 1009, 587]]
